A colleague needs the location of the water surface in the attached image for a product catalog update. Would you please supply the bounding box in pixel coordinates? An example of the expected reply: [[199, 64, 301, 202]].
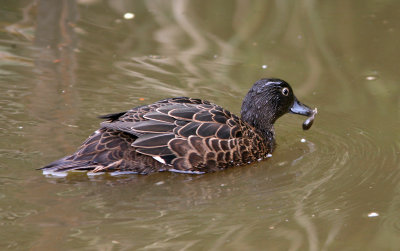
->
[[0, 0, 399, 250]]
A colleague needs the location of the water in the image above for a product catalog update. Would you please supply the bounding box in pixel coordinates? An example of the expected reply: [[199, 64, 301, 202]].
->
[[1, 0, 399, 250]]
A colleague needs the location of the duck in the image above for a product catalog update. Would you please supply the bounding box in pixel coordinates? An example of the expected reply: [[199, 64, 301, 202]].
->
[[41, 78, 316, 175]]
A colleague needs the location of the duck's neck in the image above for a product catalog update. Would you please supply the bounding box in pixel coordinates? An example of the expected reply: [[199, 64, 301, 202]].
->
[[241, 112, 275, 148], [242, 114, 276, 152], [240, 103, 276, 135], [240, 87, 281, 150]]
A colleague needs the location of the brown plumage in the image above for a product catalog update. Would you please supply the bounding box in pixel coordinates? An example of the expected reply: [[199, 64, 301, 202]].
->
[[42, 78, 316, 175]]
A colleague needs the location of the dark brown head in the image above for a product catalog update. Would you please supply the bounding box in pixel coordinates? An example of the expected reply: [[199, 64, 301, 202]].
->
[[240, 78, 314, 135]]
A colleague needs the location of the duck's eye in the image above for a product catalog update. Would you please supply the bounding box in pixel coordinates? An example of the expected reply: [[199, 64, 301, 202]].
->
[[282, 87, 289, 96]]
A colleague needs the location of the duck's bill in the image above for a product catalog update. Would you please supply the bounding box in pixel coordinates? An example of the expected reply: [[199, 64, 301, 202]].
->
[[290, 98, 317, 130], [290, 98, 313, 116]]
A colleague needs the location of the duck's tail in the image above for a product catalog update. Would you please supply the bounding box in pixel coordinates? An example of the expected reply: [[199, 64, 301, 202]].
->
[[40, 129, 168, 176], [40, 156, 97, 174]]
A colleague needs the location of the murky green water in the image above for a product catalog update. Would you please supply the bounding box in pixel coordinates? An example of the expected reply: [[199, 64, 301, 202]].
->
[[1, 0, 399, 250]]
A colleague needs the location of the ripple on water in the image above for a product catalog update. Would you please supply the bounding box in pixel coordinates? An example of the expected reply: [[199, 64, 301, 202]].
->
[[251, 114, 394, 249]]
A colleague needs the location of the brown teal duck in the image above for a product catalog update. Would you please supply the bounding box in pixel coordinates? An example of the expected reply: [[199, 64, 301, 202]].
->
[[41, 78, 316, 175]]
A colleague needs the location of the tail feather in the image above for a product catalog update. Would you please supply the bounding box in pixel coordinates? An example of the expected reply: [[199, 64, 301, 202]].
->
[[40, 156, 97, 173], [40, 129, 169, 175]]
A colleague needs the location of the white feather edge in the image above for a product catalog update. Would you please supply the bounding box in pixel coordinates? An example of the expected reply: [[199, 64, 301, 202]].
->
[[153, 156, 166, 164]]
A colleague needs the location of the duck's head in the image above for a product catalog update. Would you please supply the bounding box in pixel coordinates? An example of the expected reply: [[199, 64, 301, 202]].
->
[[241, 78, 315, 134]]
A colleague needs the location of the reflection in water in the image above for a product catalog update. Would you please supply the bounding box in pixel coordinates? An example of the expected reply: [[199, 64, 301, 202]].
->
[[30, 0, 79, 155], [0, 0, 400, 250], [24, 0, 80, 249]]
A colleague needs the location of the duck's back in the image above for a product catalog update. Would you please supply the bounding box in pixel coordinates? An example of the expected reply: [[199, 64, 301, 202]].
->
[[42, 97, 272, 174]]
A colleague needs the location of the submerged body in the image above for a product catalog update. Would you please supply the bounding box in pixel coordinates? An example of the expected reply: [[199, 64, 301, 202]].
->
[[42, 79, 316, 175]]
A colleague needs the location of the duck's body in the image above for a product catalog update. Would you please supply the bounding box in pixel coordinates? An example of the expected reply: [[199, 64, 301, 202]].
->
[[42, 79, 315, 175]]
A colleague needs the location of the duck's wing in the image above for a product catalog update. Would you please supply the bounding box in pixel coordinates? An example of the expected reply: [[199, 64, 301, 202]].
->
[[100, 97, 262, 172]]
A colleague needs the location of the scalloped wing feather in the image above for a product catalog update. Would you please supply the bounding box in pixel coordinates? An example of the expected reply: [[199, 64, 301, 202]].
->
[[41, 97, 270, 174]]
